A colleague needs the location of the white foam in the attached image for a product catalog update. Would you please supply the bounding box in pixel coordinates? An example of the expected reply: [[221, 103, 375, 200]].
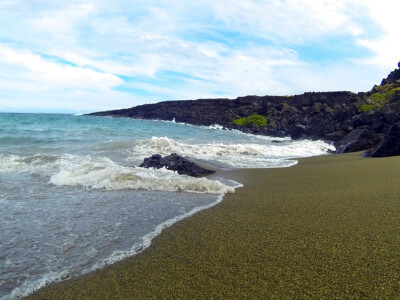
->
[[3, 269, 75, 300], [131, 136, 335, 168], [0, 154, 234, 194], [152, 118, 291, 142], [3, 178, 242, 300], [90, 180, 243, 271], [207, 124, 225, 130], [4, 274, 49, 300], [0, 154, 59, 176]]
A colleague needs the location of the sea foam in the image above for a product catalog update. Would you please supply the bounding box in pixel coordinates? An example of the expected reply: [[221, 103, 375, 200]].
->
[[0, 154, 234, 194], [130, 136, 335, 168]]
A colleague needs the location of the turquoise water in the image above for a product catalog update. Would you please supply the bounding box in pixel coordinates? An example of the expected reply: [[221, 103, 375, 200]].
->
[[0, 113, 334, 299]]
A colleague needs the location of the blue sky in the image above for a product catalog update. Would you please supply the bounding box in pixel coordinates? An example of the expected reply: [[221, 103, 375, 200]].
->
[[0, 0, 399, 113]]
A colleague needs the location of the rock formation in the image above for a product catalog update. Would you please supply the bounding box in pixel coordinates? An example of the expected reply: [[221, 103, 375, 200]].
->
[[365, 123, 400, 157], [139, 153, 215, 177], [90, 62, 400, 156], [335, 129, 381, 154]]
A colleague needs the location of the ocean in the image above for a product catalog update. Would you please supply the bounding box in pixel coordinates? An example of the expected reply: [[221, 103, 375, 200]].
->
[[0, 113, 335, 299]]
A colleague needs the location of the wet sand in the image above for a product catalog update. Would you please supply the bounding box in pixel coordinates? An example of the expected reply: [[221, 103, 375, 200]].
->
[[26, 152, 400, 298]]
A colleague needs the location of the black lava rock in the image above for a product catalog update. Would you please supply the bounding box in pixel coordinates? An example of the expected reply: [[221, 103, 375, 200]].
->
[[335, 129, 381, 154], [290, 125, 305, 140], [139, 153, 215, 177], [365, 123, 400, 157], [88, 62, 400, 156]]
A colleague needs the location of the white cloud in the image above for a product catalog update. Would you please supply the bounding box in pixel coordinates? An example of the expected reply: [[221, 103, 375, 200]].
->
[[211, 0, 364, 42], [0, 45, 123, 91], [32, 3, 95, 33], [198, 47, 302, 95], [0, 89, 140, 113], [354, 1, 400, 69], [0, 0, 399, 113]]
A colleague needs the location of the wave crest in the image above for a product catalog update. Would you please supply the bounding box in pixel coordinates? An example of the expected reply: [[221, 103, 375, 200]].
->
[[0, 154, 235, 194], [130, 136, 335, 168]]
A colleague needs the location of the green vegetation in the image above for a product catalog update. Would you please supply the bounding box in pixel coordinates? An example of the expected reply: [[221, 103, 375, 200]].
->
[[358, 89, 393, 113], [373, 80, 400, 94], [232, 115, 267, 127], [386, 87, 400, 97], [364, 82, 400, 112], [370, 93, 386, 103], [359, 104, 375, 113]]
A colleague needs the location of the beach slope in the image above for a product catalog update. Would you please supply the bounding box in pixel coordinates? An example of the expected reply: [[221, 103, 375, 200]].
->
[[27, 153, 400, 298]]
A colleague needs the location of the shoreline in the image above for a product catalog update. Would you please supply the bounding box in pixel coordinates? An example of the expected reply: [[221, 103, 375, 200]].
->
[[8, 168, 239, 299], [26, 152, 400, 298]]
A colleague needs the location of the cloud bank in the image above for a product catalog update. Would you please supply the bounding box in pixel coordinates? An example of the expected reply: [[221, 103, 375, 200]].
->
[[0, 0, 399, 113]]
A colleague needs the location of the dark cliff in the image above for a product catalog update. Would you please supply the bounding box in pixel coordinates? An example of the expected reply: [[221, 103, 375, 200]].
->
[[90, 63, 400, 153], [91, 92, 361, 137]]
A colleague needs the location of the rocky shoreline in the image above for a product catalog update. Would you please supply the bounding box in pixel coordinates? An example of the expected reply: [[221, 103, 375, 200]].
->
[[90, 63, 400, 157]]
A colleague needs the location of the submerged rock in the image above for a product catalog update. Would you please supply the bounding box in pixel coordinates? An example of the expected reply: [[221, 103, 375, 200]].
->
[[139, 153, 215, 177], [365, 123, 400, 157]]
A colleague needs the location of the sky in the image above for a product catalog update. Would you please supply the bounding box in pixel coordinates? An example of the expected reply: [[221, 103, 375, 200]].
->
[[0, 0, 399, 113]]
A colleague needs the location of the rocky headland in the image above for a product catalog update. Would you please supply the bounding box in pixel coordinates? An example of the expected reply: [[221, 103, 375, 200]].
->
[[90, 62, 400, 156]]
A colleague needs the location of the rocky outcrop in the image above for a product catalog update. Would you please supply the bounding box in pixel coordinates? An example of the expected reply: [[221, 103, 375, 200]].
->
[[91, 91, 361, 141], [365, 123, 400, 157], [139, 153, 215, 177], [90, 62, 400, 157], [335, 129, 381, 154], [289, 125, 305, 140], [381, 61, 400, 85]]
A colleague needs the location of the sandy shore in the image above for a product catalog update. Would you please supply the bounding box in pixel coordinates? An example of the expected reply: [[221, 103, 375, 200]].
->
[[26, 152, 400, 299]]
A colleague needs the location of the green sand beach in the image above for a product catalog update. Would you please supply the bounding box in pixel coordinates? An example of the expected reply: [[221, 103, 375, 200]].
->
[[27, 152, 400, 299]]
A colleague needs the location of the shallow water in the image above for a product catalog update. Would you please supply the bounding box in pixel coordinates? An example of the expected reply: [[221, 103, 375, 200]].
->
[[0, 113, 334, 299]]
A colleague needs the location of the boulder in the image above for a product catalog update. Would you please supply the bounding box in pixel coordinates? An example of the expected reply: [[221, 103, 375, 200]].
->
[[372, 119, 385, 132], [139, 153, 215, 177], [352, 112, 376, 127], [261, 129, 286, 137], [290, 125, 305, 140], [340, 120, 354, 132], [335, 129, 381, 154], [365, 123, 400, 157], [325, 130, 347, 142], [382, 108, 400, 124]]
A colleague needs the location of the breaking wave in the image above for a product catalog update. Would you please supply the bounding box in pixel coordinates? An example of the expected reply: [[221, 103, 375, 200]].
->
[[0, 154, 235, 195], [130, 136, 335, 168]]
